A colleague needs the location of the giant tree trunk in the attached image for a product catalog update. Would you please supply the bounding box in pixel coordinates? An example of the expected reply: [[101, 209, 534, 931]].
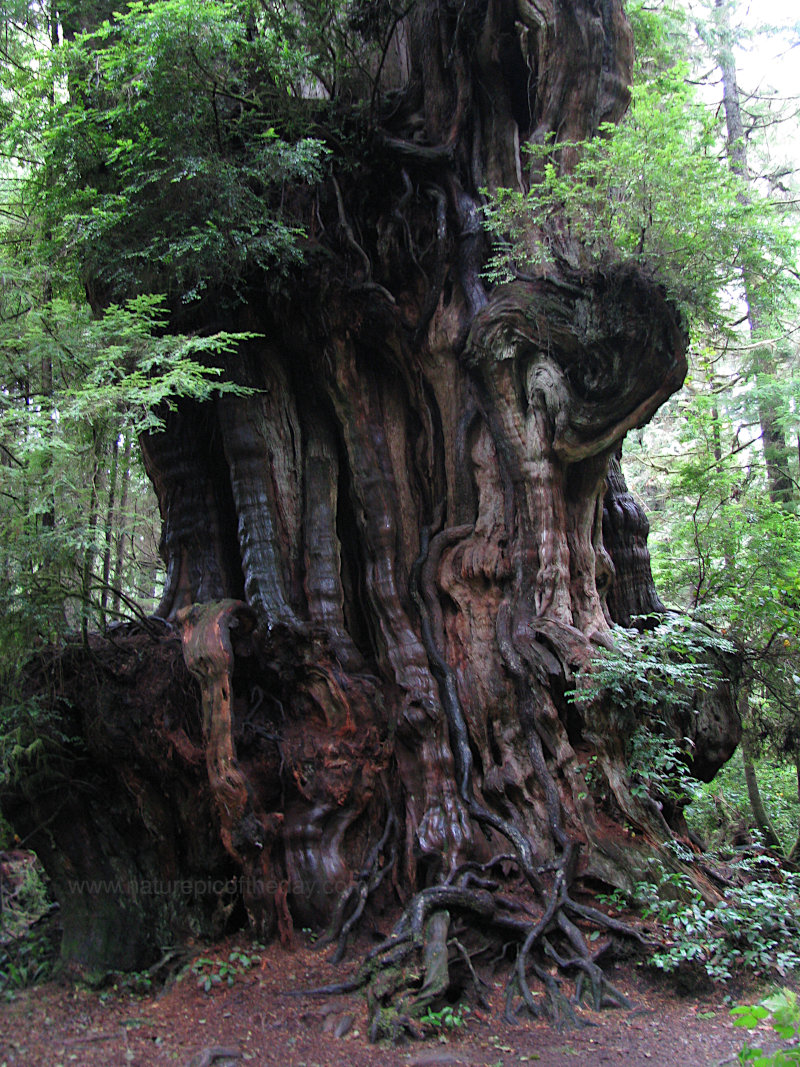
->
[[2, 0, 740, 1034]]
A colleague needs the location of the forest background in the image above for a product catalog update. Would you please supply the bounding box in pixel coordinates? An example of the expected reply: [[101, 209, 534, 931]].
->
[[2, 0, 800, 1013]]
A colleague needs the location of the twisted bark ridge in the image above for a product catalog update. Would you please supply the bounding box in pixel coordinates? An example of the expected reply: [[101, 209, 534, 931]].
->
[[4, 0, 740, 1034]]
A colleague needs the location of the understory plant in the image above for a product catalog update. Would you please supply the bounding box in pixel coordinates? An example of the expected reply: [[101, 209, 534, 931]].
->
[[190, 948, 262, 992], [636, 857, 800, 981], [0, 855, 56, 998], [419, 1003, 470, 1032], [572, 614, 734, 714], [570, 614, 734, 806], [732, 989, 800, 1065]]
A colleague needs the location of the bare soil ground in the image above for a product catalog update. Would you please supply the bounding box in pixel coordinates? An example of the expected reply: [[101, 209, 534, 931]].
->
[[0, 930, 791, 1067]]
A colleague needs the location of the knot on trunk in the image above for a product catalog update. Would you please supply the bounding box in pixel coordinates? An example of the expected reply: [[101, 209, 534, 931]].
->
[[464, 267, 688, 460]]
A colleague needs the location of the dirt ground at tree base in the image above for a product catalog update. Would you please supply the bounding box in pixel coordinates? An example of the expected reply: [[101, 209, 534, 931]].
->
[[0, 933, 793, 1067]]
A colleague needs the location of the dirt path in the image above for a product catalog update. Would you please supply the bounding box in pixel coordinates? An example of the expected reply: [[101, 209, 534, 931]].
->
[[0, 935, 784, 1066]]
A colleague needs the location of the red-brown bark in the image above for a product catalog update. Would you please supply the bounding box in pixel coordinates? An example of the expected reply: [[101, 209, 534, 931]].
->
[[2, 0, 740, 1034]]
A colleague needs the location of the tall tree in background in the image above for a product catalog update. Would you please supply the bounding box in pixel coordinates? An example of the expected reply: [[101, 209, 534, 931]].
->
[[0, 0, 745, 1034], [715, 0, 798, 836], [623, 0, 800, 858], [708, 0, 795, 504]]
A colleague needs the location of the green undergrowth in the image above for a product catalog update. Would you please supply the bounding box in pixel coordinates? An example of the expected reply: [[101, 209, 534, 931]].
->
[[0, 853, 58, 999], [419, 1003, 471, 1032], [687, 752, 800, 856], [602, 851, 800, 984], [189, 947, 263, 992], [732, 989, 800, 1065]]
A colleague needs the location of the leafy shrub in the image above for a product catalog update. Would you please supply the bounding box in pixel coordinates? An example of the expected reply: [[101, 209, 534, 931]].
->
[[190, 948, 261, 993], [482, 60, 797, 333], [37, 0, 331, 305], [635, 858, 800, 982], [0, 856, 57, 998], [569, 614, 734, 806], [627, 724, 700, 805], [570, 614, 734, 717], [732, 989, 800, 1065], [0, 925, 56, 998], [419, 1003, 470, 1031]]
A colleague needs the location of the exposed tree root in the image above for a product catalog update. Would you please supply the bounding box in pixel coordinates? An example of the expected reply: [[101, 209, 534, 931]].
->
[[287, 860, 648, 1038], [316, 803, 398, 964], [282, 522, 656, 1041]]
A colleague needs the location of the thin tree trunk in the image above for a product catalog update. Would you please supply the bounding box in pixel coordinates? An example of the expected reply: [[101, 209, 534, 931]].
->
[[741, 734, 783, 853], [111, 434, 132, 615], [714, 0, 792, 504], [99, 434, 119, 627]]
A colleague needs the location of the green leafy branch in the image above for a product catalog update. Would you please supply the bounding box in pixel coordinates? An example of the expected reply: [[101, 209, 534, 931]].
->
[[482, 64, 799, 336], [25, 0, 332, 304], [570, 614, 734, 716], [732, 989, 800, 1065]]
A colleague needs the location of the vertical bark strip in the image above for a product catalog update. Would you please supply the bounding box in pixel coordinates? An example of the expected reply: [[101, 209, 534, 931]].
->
[[602, 449, 666, 627], [179, 600, 282, 935]]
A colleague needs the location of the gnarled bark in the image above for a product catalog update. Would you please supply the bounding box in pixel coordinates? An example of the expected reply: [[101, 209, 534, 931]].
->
[[2, 0, 741, 1035]]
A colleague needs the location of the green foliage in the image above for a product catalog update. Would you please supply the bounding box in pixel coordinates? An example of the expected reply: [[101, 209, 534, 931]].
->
[[627, 726, 699, 804], [482, 60, 798, 335], [618, 0, 800, 840], [570, 616, 735, 805], [0, 923, 55, 999], [644, 395, 800, 618], [625, 0, 693, 76], [0, 290, 255, 674], [687, 751, 800, 854], [632, 391, 800, 769], [0, 697, 82, 795], [633, 858, 800, 981], [572, 615, 734, 715], [190, 948, 261, 993], [0, 855, 56, 998], [2, 292, 255, 432], [732, 989, 800, 1064], [12, 0, 332, 305], [419, 1003, 470, 1031]]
